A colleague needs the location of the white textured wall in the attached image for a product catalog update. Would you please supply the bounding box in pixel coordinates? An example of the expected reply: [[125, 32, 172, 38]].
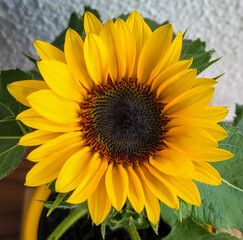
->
[[0, 0, 242, 120]]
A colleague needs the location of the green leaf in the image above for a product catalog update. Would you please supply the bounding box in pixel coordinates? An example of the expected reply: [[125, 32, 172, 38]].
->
[[164, 219, 239, 240], [180, 38, 220, 75], [52, 12, 84, 51], [0, 69, 30, 179]]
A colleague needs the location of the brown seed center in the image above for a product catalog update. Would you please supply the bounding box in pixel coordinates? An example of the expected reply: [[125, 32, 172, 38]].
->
[[81, 78, 168, 166]]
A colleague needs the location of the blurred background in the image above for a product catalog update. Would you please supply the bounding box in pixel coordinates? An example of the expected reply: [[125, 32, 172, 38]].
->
[[0, 0, 242, 120]]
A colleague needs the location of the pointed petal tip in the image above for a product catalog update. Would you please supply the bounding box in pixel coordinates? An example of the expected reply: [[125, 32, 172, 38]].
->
[[33, 40, 39, 48], [16, 112, 22, 120]]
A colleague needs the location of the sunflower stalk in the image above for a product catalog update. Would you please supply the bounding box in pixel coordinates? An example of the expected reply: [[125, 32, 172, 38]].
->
[[126, 217, 141, 240], [46, 207, 88, 240]]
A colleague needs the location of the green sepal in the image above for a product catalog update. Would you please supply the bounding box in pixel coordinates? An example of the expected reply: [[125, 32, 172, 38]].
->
[[149, 219, 159, 235], [47, 180, 56, 192], [101, 221, 107, 239], [213, 73, 225, 80], [46, 192, 71, 216], [23, 53, 37, 65], [43, 200, 77, 210], [105, 205, 150, 232]]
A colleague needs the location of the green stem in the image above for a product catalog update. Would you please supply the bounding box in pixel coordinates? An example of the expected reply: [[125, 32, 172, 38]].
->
[[127, 217, 141, 240], [47, 207, 88, 240]]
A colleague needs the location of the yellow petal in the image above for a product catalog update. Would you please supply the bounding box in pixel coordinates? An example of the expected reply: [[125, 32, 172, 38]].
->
[[150, 149, 194, 177], [150, 58, 193, 92], [99, 20, 126, 81], [115, 18, 136, 79], [165, 126, 218, 156], [25, 142, 83, 186], [64, 28, 94, 89], [27, 89, 81, 124], [17, 108, 81, 132], [137, 24, 173, 84], [84, 33, 110, 85], [33, 40, 66, 63], [126, 166, 145, 213], [138, 174, 160, 224], [136, 165, 179, 209], [194, 106, 229, 123], [164, 86, 215, 117], [19, 130, 62, 146], [84, 11, 103, 35], [198, 124, 228, 141], [168, 118, 228, 141], [192, 78, 217, 88], [55, 147, 94, 192], [37, 60, 86, 101], [149, 164, 201, 206], [7, 80, 49, 107], [157, 69, 197, 102], [150, 31, 183, 81], [192, 160, 222, 185], [67, 158, 108, 204], [88, 174, 111, 225], [193, 148, 234, 162], [126, 10, 152, 77], [105, 163, 128, 211], [27, 131, 84, 161], [162, 174, 201, 206]]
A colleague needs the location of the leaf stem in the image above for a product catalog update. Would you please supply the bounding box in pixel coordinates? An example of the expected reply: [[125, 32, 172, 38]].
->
[[126, 217, 141, 240], [46, 207, 88, 240]]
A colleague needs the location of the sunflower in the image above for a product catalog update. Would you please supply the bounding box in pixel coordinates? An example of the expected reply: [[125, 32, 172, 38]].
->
[[8, 11, 233, 225]]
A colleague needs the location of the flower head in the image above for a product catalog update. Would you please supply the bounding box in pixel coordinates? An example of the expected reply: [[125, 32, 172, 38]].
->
[[8, 11, 233, 225]]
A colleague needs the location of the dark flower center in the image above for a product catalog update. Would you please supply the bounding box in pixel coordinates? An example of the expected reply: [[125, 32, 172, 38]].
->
[[81, 78, 168, 166]]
